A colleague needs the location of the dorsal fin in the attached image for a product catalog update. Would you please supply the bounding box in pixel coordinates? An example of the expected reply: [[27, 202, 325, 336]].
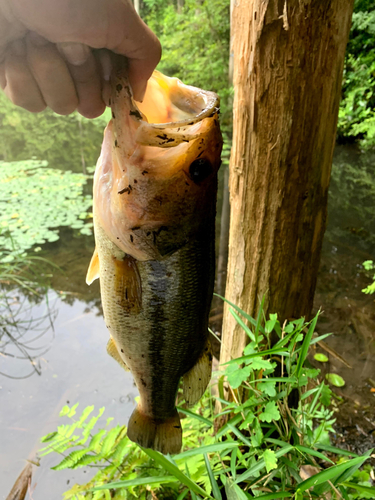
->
[[86, 248, 100, 285]]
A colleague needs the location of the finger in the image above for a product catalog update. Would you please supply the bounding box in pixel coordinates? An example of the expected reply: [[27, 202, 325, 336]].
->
[[26, 32, 78, 115], [109, 1, 161, 101], [3, 39, 46, 112], [59, 42, 105, 118]]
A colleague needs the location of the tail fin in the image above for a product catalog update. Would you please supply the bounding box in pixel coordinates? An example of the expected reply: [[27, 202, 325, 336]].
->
[[127, 406, 182, 455]]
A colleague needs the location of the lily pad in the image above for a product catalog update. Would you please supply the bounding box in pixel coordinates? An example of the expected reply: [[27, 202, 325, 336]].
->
[[0, 160, 93, 261], [325, 373, 345, 387], [314, 353, 329, 363]]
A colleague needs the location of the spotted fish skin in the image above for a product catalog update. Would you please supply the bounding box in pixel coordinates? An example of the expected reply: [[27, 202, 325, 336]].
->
[[87, 64, 222, 454]]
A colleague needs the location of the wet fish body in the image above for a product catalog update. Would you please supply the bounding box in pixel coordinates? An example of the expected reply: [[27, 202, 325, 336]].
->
[[87, 66, 222, 454]]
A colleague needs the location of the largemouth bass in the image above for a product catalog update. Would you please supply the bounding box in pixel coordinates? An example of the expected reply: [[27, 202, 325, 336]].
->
[[87, 65, 222, 454]]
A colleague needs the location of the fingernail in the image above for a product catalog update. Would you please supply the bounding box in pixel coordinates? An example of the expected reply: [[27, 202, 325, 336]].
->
[[28, 32, 49, 47], [98, 50, 112, 81], [59, 42, 91, 66], [133, 81, 147, 102]]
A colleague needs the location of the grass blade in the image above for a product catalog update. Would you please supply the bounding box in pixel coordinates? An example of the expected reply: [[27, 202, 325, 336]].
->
[[177, 406, 213, 427], [90, 476, 178, 491], [142, 448, 213, 499], [214, 294, 265, 334], [235, 445, 294, 483], [315, 444, 359, 457], [227, 424, 252, 448], [342, 481, 375, 495], [295, 312, 319, 378], [333, 448, 373, 485], [176, 489, 189, 500], [204, 454, 222, 500], [174, 442, 238, 460], [229, 308, 255, 341], [222, 349, 290, 366], [294, 445, 334, 464], [296, 455, 369, 493], [250, 493, 293, 499]]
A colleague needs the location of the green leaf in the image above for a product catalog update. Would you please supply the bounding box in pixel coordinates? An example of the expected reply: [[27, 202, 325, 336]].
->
[[262, 449, 277, 473], [225, 478, 250, 500], [296, 454, 371, 493], [250, 493, 293, 499], [227, 365, 252, 389], [315, 444, 358, 457], [177, 407, 213, 427], [294, 445, 334, 464], [229, 308, 255, 341], [325, 373, 345, 387], [175, 442, 238, 461], [314, 353, 328, 362], [235, 445, 294, 483], [91, 476, 179, 491], [227, 424, 252, 448], [342, 481, 375, 495], [141, 448, 213, 499], [204, 454, 222, 500], [259, 401, 280, 423], [295, 312, 319, 378], [333, 449, 373, 485]]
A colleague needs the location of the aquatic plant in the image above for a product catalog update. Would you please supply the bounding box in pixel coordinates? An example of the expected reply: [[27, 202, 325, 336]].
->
[[362, 260, 375, 294], [39, 302, 374, 499], [0, 160, 94, 261]]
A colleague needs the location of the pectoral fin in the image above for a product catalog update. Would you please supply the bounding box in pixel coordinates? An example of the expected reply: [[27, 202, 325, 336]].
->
[[106, 337, 129, 371], [183, 336, 212, 407], [86, 248, 100, 285]]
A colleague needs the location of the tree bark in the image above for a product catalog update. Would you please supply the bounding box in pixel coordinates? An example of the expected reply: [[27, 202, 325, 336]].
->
[[220, 0, 354, 364]]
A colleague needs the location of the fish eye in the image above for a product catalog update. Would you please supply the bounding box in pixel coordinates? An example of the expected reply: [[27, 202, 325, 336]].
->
[[188, 158, 213, 184]]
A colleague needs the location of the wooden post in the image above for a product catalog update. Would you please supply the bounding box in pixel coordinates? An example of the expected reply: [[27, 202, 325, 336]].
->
[[220, 0, 354, 364]]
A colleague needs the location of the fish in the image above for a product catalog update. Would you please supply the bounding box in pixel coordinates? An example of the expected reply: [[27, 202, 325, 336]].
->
[[86, 62, 222, 454]]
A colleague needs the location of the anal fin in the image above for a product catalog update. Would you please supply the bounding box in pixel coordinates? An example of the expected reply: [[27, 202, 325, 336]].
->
[[127, 406, 182, 455], [106, 337, 129, 372], [86, 248, 100, 285], [183, 335, 212, 407]]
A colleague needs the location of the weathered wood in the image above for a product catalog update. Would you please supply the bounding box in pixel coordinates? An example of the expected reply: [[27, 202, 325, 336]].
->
[[221, 0, 354, 364]]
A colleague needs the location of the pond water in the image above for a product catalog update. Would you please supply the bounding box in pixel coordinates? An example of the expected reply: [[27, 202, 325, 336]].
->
[[1, 145, 375, 498]]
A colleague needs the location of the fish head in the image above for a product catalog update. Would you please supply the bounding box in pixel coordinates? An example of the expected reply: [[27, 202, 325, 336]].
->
[[94, 68, 222, 260]]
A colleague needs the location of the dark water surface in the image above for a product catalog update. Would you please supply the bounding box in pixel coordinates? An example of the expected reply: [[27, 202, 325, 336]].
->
[[1, 145, 375, 498]]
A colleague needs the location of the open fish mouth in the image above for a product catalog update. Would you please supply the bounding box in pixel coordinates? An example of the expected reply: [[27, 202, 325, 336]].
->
[[133, 70, 220, 148], [94, 65, 222, 262]]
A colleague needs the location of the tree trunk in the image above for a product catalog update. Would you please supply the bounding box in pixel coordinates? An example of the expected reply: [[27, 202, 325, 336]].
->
[[216, 165, 230, 300], [177, 0, 184, 14], [220, 0, 354, 364]]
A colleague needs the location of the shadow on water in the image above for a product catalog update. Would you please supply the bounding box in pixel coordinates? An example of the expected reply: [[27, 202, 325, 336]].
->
[[1, 144, 375, 497]]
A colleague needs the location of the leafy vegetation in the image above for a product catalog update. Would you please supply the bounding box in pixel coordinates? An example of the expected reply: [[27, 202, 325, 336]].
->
[[0, 91, 109, 171], [142, 0, 231, 132], [338, 0, 375, 149], [39, 301, 374, 499], [0, 160, 94, 261], [362, 260, 375, 294]]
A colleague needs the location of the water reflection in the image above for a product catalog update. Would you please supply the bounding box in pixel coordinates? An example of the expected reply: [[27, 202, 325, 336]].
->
[[0, 290, 57, 379]]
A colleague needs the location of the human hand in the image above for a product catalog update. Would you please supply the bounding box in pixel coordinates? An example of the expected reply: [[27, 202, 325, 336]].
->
[[0, 0, 161, 118]]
